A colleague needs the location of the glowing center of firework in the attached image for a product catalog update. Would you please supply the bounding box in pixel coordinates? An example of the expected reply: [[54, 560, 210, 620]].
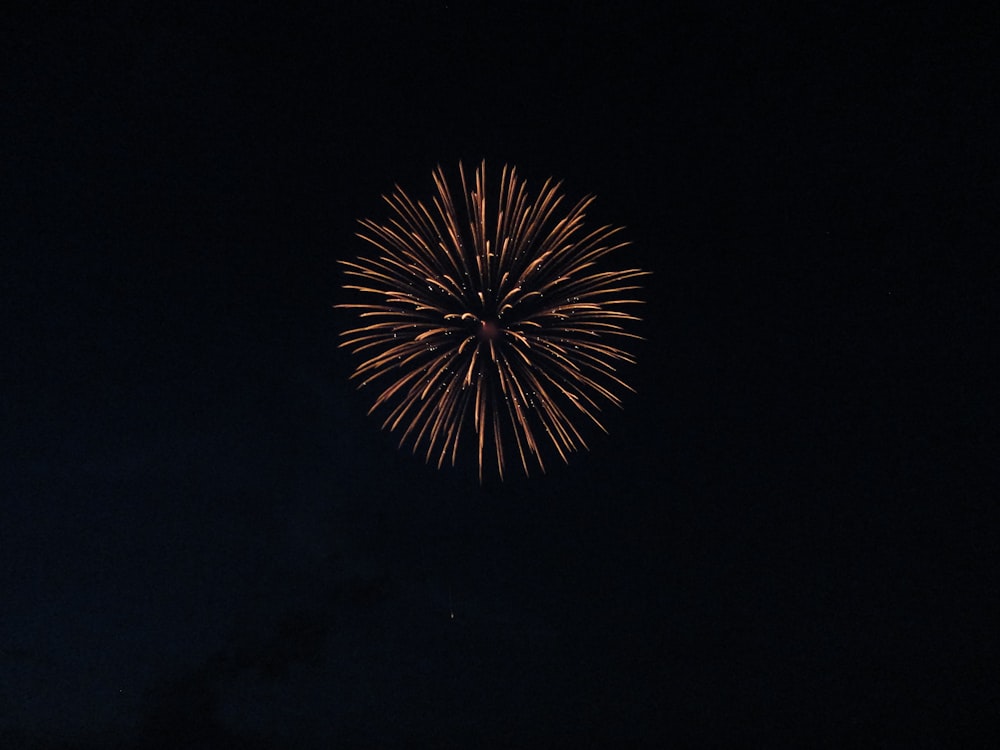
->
[[477, 319, 502, 340]]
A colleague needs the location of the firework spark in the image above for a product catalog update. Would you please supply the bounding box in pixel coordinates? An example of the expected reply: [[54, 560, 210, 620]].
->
[[337, 161, 649, 481]]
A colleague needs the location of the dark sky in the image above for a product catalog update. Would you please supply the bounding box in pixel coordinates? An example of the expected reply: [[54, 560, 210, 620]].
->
[[3, 3, 995, 747]]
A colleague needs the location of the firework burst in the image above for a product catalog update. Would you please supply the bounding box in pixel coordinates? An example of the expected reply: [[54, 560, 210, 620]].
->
[[337, 161, 649, 481]]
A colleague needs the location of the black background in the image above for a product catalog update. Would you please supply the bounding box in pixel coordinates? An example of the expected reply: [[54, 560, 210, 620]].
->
[[3, 3, 996, 747]]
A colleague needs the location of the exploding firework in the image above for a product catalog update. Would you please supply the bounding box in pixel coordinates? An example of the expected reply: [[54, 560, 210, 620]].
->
[[337, 161, 648, 481]]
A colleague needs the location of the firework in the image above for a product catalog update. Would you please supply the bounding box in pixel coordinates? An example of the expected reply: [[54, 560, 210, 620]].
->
[[337, 161, 648, 481]]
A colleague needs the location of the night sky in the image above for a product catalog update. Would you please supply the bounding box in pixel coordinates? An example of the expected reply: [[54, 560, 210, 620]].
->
[[3, 4, 995, 747]]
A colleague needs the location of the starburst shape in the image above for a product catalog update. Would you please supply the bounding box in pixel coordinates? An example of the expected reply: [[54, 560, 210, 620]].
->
[[337, 161, 648, 481]]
